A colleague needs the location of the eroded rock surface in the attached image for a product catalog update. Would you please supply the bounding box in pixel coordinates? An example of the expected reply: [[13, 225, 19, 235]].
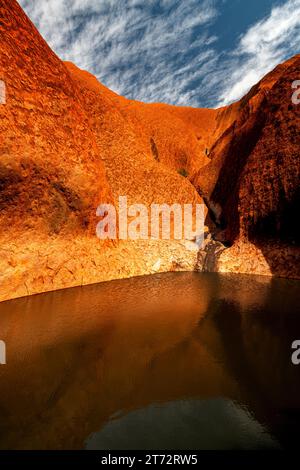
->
[[193, 55, 300, 278], [0, 0, 299, 302], [0, 0, 206, 302]]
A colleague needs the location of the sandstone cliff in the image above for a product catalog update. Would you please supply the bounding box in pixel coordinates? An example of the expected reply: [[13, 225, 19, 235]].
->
[[0, 0, 206, 302], [193, 55, 300, 278], [0, 0, 299, 302]]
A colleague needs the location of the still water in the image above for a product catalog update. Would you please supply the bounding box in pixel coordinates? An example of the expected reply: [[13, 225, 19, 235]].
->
[[0, 272, 299, 450]]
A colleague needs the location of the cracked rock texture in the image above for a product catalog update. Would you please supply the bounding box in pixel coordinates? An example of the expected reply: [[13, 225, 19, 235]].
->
[[193, 55, 300, 279], [0, 0, 299, 302]]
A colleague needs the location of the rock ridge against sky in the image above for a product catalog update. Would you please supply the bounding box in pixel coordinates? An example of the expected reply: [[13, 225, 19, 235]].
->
[[0, 0, 299, 302], [19, 0, 300, 108]]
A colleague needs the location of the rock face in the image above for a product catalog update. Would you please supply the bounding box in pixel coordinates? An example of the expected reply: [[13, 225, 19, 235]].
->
[[0, 0, 207, 302], [0, 0, 299, 302], [193, 55, 300, 278]]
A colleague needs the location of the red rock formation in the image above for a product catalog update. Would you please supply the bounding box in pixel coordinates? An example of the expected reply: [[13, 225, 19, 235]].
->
[[0, 0, 206, 302], [193, 55, 300, 278], [0, 2, 114, 236], [0, 0, 299, 302]]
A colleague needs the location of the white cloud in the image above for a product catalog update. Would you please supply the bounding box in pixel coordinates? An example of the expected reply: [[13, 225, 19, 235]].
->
[[18, 0, 300, 108], [19, 0, 218, 105], [217, 0, 300, 106]]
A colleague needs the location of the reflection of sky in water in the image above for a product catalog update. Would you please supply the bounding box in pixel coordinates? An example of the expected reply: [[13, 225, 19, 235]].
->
[[86, 398, 279, 450]]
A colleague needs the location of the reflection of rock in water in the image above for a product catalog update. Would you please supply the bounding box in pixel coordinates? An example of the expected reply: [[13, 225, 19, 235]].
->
[[86, 398, 279, 450], [196, 274, 300, 449], [0, 272, 299, 449]]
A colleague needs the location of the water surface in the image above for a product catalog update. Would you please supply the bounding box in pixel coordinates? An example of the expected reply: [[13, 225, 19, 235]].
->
[[0, 272, 299, 449]]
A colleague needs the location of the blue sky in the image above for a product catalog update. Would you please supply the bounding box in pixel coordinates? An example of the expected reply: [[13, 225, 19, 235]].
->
[[19, 0, 300, 108]]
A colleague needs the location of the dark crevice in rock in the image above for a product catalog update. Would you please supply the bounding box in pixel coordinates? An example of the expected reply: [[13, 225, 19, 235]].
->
[[195, 235, 226, 273], [150, 137, 159, 161]]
